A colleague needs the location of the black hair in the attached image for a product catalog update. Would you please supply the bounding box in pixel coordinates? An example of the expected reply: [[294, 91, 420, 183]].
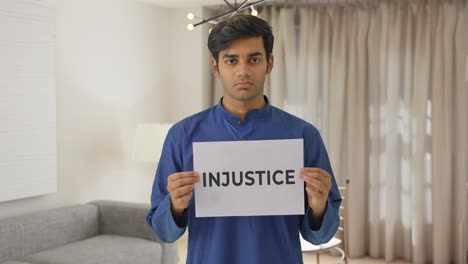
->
[[207, 14, 274, 65]]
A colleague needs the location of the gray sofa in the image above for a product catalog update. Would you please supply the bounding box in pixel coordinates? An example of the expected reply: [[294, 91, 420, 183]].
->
[[0, 200, 178, 264]]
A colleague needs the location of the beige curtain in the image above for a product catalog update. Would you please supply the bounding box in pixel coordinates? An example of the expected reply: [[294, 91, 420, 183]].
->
[[248, 1, 467, 263]]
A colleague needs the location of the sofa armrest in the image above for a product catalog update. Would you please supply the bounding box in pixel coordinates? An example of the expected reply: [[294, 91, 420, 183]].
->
[[89, 200, 178, 264]]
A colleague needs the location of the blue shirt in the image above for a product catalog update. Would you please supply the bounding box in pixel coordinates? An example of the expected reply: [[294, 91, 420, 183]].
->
[[147, 97, 341, 264]]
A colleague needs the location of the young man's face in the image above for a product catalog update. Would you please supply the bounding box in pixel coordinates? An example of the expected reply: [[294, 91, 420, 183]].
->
[[211, 36, 273, 105]]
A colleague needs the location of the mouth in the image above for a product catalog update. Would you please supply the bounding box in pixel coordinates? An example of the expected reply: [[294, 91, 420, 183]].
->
[[235, 82, 253, 89]]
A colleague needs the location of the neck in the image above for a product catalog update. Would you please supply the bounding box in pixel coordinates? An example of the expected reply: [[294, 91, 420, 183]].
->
[[222, 96, 266, 120]]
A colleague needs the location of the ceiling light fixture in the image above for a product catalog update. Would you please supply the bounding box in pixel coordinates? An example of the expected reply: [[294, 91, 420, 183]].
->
[[186, 0, 265, 31]]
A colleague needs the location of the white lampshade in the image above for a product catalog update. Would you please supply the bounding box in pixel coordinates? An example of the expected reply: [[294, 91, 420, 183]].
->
[[132, 123, 173, 162]]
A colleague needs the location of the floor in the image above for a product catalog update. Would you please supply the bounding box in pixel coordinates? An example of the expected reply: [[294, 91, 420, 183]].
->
[[177, 237, 412, 264]]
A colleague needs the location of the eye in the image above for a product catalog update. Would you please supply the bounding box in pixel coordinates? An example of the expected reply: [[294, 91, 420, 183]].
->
[[250, 57, 261, 63], [226, 58, 237, 65]]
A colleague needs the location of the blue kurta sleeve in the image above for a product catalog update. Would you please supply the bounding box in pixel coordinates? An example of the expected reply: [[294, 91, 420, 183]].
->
[[300, 127, 341, 244], [146, 125, 187, 243]]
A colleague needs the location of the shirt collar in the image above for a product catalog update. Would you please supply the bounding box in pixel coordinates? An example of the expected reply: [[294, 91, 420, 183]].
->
[[215, 95, 272, 124]]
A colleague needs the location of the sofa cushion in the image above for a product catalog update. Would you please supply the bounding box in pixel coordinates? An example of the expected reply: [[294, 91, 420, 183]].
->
[[20, 235, 163, 264], [0, 204, 99, 262], [90, 200, 161, 242]]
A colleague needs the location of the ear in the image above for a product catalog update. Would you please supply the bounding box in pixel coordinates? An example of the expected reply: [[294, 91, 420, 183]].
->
[[211, 58, 219, 77], [266, 53, 274, 74]]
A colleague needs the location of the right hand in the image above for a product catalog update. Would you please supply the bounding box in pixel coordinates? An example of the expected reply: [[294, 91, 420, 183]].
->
[[167, 171, 200, 217]]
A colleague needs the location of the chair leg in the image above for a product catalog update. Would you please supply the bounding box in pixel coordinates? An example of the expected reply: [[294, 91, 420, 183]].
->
[[331, 246, 347, 264], [316, 252, 320, 264]]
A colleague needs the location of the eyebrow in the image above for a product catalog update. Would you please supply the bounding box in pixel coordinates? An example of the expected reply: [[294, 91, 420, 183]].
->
[[222, 52, 264, 59], [248, 52, 264, 57]]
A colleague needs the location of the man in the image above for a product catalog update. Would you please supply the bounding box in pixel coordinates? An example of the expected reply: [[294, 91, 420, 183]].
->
[[147, 15, 341, 264]]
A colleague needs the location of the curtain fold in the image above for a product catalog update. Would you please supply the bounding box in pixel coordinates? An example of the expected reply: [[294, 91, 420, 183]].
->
[[409, 2, 431, 263], [430, 2, 467, 264], [453, 6, 467, 264], [345, 4, 369, 261]]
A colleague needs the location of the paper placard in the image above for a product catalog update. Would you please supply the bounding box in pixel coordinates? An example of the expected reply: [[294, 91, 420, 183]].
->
[[193, 139, 304, 217]]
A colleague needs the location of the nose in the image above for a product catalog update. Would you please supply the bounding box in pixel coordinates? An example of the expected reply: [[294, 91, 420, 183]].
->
[[236, 61, 251, 78]]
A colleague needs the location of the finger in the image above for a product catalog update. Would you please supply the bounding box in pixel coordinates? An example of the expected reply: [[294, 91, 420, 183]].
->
[[300, 168, 330, 180], [172, 193, 193, 209], [303, 177, 327, 193], [173, 190, 193, 205], [168, 171, 199, 182], [300, 172, 329, 186], [171, 184, 195, 199], [305, 183, 329, 198], [300, 167, 327, 174], [306, 185, 324, 197], [172, 184, 195, 199], [299, 171, 331, 188], [168, 177, 200, 191]]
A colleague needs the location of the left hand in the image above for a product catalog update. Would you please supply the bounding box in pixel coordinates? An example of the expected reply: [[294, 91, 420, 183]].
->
[[299, 167, 332, 218]]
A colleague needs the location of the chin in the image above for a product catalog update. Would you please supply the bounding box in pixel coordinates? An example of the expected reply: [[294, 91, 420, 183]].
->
[[238, 94, 262, 102]]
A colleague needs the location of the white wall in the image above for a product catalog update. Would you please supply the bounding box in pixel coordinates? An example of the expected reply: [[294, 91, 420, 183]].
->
[[0, 0, 172, 219], [167, 7, 214, 122]]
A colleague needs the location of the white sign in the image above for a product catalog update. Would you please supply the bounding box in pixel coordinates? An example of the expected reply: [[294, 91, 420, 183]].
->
[[193, 139, 304, 217]]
